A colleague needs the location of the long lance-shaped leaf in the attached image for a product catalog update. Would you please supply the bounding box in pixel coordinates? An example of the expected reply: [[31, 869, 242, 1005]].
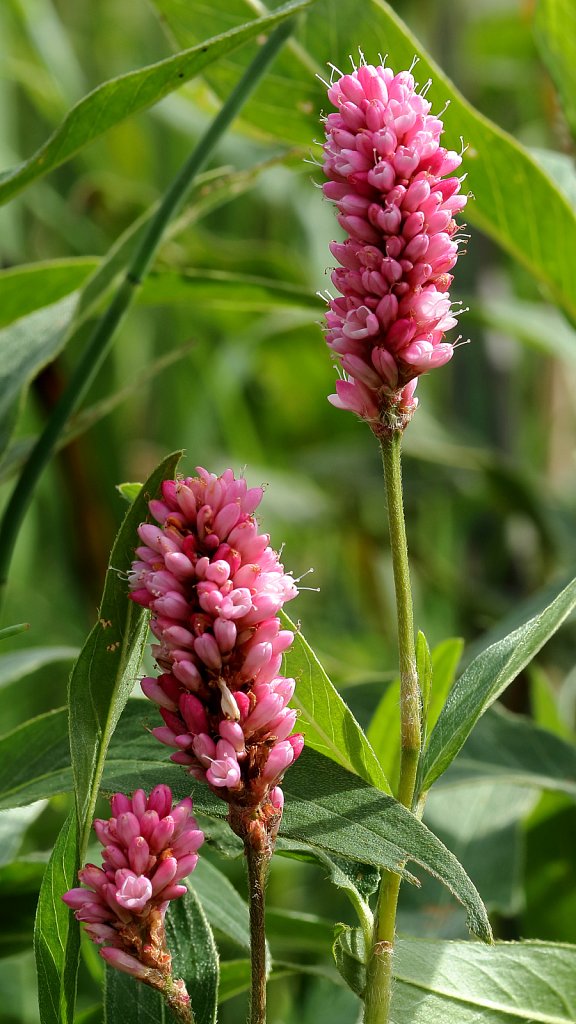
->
[[281, 612, 391, 793], [420, 575, 576, 793], [69, 451, 181, 855], [0, 702, 491, 942], [0, 0, 314, 206], [34, 812, 80, 1024], [392, 938, 576, 1024]]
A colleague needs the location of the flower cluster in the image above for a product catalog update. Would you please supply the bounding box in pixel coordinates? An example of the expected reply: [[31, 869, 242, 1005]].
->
[[128, 468, 303, 838], [62, 785, 203, 999], [321, 59, 468, 432]]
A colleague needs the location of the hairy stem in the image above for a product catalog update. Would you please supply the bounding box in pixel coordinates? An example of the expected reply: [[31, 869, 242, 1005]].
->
[[246, 842, 271, 1024], [0, 18, 296, 614], [363, 430, 421, 1024]]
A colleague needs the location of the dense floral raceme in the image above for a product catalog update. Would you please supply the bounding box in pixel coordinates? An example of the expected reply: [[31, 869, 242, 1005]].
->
[[321, 60, 468, 433], [128, 468, 302, 838], [62, 786, 203, 992]]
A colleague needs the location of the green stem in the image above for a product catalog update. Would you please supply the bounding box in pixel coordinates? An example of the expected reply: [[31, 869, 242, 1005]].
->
[[246, 842, 271, 1024], [0, 18, 296, 615], [363, 430, 422, 1024]]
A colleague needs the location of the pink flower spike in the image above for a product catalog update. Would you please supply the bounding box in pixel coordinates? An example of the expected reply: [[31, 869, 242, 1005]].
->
[[128, 468, 303, 829], [320, 59, 468, 434]]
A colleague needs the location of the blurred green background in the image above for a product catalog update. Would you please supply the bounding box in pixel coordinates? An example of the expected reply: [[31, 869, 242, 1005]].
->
[[1, 0, 575, 1020]]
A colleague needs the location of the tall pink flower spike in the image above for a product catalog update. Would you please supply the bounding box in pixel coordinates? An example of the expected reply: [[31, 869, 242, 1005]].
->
[[321, 56, 468, 434], [63, 786, 203, 1018], [129, 468, 302, 851]]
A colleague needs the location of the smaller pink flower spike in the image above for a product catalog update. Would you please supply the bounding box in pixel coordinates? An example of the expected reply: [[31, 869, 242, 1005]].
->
[[62, 786, 203, 1002], [320, 58, 468, 435]]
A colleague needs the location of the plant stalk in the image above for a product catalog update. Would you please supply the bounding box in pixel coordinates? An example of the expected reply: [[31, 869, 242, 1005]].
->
[[0, 17, 296, 615], [363, 430, 422, 1024], [246, 842, 271, 1024]]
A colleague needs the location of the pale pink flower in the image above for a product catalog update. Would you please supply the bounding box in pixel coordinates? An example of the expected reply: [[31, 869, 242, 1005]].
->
[[129, 469, 303, 837], [320, 59, 468, 433]]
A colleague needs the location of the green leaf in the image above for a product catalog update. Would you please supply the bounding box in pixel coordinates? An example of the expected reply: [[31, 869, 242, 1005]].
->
[[366, 680, 401, 792], [69, 450, 182, 855], [138, 269, 318, 314], [218, 960, 251, 1004], [426, 637, 465, 736], [276, 840, 376, 938], [116, 482, 143, 504], [437, 705, 576, 798], [0, 622, 30, 642], [392, 938, 576, 1023], [265, 908, 333, 953], [417, 631, 432, 719], [0, 259, 97, 330], [424, 783, 537, 915], [0, 802, 47, 865], [0, 0, 314, 206], [34, 812, 81, 1024], [0, 707, 70, 809], [421, 575, 576, 792], [191, 858, 250, 952], [279, 749, 492, 943], [104, 970, 165, 1024], [0, 295, 77, 458], [0, 646, 78, 690], [167, 889, 219, 1024], [333, 925, 366, 997], [281, 612, 392, 793], [535, 0, 576, 143]]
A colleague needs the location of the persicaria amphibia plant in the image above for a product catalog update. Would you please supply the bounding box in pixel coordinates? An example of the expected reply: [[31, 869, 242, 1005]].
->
[[128, 467, 302, 850], [321, 58, 468, 433]]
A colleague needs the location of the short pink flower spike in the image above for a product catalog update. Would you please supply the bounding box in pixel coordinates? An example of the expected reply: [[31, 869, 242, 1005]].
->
[[62, 785, 203, 979]]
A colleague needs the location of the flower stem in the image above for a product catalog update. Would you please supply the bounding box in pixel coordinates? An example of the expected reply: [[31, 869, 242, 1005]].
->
[[363, 430, 421, 1024], [245, 842, 271, 1024], [0, 17, 296, 615]]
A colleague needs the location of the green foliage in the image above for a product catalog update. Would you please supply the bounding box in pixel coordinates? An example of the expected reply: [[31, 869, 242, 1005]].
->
[[421, 576, 576, 792], [0, 0, 314, 206], [392, 939, 576, 1022]]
